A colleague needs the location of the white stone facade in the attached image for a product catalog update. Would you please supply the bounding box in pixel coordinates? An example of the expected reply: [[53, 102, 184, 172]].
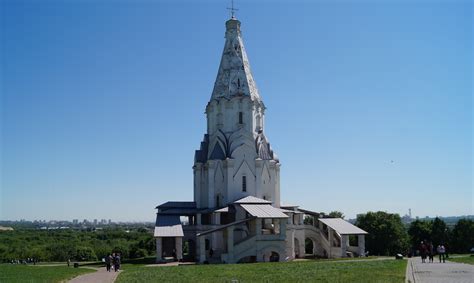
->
[[193, 17, 280, 209], [154, 17, 366, 264]]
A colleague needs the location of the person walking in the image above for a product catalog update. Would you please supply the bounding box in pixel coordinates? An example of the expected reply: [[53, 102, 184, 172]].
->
[[114, 253, 121, 272], [420, 241, 427, 263], [437, 244, 446, 263], [428, 242, 434, 263], [105, 254, 112, 272]]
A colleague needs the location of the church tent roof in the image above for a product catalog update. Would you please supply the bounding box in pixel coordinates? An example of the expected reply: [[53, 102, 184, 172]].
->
[[319, 218, 368, 235], [240, 204, 288, 218], [154, 215, 184, 237], [211, 18, 261, 101]]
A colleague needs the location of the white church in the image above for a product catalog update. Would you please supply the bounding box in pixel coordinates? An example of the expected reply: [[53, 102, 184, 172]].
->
[[154, 15, 367, 264]]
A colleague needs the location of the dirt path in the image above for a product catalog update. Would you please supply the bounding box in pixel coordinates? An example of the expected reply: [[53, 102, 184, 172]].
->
[[68, 267, 120, 283], [406, 257, 474, 283]]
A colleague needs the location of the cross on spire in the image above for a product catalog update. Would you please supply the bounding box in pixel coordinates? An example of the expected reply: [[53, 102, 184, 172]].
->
[[227, 0, 238, 19]]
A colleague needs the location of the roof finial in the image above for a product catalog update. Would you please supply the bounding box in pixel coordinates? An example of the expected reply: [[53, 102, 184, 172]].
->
[[227, 0, 238, 19]]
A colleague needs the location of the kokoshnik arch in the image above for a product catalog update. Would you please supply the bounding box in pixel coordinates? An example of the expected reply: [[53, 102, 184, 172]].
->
[[154, 15, 368, 264]]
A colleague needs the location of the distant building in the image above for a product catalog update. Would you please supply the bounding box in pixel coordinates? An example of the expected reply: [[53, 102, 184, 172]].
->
[[154, 16, 367, 264], [72, 219, 79, 225]]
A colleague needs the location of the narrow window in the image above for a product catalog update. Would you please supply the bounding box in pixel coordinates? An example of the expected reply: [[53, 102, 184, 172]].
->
[[239, 112, 243, 124], [242, 176, 247, 192]]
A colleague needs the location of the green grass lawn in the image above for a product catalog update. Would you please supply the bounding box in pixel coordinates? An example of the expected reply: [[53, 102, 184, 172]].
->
[[449, 255, 474, 265], [0, 264, 94, 283], [117, 259, 406, 283]]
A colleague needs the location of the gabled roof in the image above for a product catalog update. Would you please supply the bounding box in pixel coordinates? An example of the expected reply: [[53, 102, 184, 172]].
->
[[214, 207, 229, 213], [234, 196, 272, 204], [154, 215, 184, 237], [241, 204, 288, 219], [279, 208, 296, 213], [297, 208, 322, 216], [211, 18, 261, 102], [319, 218, 368, 235]]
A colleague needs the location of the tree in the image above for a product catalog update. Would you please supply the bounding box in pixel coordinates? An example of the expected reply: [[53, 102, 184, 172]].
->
[[451, 219, 474, 253], [355, 211, 409, 256], [408, 220, 432, 249], [75, 247, 97, 261], [431, 217, 449, 247], [328, 211, 345, 219]]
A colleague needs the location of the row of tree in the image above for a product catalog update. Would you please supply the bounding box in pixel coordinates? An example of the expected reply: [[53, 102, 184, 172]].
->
[[0, 228, 155, 262], [355, 212, 474, 256]]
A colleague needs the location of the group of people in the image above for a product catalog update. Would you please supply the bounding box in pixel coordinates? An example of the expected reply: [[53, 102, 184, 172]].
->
[[105, 253, 121, 272], [419, 241, 447, 263]]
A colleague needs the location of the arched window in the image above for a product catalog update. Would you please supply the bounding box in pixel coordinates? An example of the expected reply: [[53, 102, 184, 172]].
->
[[242, 176, 247, 192]]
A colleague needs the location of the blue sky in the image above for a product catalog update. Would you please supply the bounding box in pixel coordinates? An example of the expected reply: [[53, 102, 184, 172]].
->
[[1, 0, 472, 221]]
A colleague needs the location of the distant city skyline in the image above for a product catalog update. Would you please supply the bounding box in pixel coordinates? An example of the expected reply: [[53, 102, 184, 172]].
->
[[1, 1, 472, 221]]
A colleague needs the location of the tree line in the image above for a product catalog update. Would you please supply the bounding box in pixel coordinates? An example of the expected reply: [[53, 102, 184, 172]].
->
[[0, 228, 155, 263], [355, 212, 474, 256]]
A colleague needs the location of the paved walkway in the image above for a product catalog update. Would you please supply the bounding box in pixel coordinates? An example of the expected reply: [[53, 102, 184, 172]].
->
[[406, 257, 474, 283], [69, 267, 120, 283]]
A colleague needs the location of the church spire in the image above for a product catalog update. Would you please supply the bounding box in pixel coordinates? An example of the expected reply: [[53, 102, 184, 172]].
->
[[210, 17, 261, 101]]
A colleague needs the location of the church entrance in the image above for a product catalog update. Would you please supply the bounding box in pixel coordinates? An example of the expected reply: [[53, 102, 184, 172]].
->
[[294, 237, 301, 258], [162, 237, 176, 259], [305, 238, 315, 256], [183, 239, 196, 261], [269, 252, 279, 262]]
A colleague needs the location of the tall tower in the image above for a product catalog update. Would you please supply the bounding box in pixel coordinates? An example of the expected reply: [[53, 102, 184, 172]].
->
[[193, 17, 280, 209]]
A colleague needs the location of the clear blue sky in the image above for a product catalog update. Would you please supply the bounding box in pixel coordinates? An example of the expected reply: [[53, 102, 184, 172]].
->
[[1, 0, 472, 222]]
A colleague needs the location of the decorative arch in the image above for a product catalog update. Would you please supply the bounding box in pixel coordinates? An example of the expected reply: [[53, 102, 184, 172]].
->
[[294, 237, 301, 258], [233, 159, 255, 179]]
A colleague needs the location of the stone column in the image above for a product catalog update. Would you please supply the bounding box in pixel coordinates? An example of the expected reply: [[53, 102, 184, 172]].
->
[[199, 236, 206, 263], [358, 235, 365, 256], [196, 213, 202, 225], [208, 161, 215, 208], [279, 218, 287, 240], [255, 159, 263, 198], [291, 230, 296, 258], [194, 164, 202, 208], [226, 158, 234, 201], [175, 237, 183, 261], [341, 235, 348, 257], [269, 160, 277, 205], [328, 229, 333, 258], [212, 213, 221, 252], [227, 226, 234, 263], [275, 163, 281, 207], [155, 238, 162, 262], [256, 218, 262, 240]]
